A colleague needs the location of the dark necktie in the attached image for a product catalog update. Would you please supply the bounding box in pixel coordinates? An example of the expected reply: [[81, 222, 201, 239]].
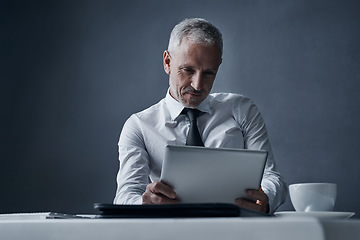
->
[[184, 108, 204, 147]]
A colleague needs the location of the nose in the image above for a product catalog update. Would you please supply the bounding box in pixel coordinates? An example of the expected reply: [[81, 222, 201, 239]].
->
[[191, 72, 203, 91]]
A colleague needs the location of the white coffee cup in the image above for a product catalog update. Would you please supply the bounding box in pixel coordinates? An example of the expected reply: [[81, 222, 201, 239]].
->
[[289, 183, 337, 212]]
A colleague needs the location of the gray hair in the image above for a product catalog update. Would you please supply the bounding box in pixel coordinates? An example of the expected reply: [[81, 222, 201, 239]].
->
[[168, 18, 223, 56]]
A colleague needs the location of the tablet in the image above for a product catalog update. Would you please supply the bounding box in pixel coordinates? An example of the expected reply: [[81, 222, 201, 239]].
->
[[160, 145, 267, 204]]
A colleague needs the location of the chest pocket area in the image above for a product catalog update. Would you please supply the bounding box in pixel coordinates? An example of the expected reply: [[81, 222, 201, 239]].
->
[[205, 118, 244, 149]]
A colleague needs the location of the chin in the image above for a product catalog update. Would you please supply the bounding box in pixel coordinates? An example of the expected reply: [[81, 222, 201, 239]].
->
[[185, 101, 202, 108], [180, 100, 196, 108], [181, 96, 204, 108]]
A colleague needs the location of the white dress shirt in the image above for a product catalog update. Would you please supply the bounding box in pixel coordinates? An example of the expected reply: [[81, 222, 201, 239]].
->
[[114, 91, 287, 213]]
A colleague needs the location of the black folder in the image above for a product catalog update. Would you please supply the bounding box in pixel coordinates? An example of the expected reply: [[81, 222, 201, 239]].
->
[[94, 203, 271, 218]]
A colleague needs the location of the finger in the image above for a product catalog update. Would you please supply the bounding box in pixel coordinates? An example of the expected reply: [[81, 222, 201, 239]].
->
[[149, 194, 180, 204], [143, 193, 179, 204], [246, 189, 269, 204], [142, 186, 179, 204], [235, 198, 263, 212], [149, 182, 177, 199]]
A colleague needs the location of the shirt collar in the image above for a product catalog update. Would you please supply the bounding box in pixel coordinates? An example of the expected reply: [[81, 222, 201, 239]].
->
[[165, 89, 212, 121]]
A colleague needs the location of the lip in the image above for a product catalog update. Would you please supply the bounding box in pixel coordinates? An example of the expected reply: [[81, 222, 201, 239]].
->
[[187, 92, 202, 97]]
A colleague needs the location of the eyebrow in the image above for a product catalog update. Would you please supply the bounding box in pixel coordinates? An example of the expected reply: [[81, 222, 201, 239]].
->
[[179, 65, 218, 72], [179, 64, 194, 68]]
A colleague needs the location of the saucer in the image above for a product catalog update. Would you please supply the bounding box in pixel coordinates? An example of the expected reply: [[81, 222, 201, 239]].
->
[[274, 211, 355, 220]]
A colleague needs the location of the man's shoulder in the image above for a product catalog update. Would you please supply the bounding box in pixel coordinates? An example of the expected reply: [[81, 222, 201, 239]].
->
[[209, 92, 252, 105], [208, 93, 261, 122], [133, 98, 166, 119]]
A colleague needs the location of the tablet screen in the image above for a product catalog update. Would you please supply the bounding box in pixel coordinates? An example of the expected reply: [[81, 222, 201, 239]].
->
[[160, 145, 267, 204]]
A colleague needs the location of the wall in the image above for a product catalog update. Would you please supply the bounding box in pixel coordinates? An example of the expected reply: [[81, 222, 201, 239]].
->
[[1, 0, 360, 216]]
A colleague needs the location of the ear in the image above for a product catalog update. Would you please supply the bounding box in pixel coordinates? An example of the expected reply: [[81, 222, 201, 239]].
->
[[163, 50, 171, 75]]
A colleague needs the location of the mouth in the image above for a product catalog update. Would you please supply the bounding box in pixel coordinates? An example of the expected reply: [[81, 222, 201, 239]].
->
[[187, 92, 202, 97], [183, 89, 203, 97], [180, 90, 205, 107]]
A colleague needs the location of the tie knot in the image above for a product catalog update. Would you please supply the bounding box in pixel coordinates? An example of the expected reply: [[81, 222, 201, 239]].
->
[[184, 108, 201, 122]]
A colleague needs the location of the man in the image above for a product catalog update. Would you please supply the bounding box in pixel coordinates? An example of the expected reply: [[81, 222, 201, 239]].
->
[[114, 18, 287, 214]]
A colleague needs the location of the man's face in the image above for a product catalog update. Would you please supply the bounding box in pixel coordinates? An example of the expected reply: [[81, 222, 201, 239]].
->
[[163, 38, 222, 108]]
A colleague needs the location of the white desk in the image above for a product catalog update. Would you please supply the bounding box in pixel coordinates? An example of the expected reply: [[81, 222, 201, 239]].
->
[[0, 217, 359, 240], [321, 219, 360, 240]]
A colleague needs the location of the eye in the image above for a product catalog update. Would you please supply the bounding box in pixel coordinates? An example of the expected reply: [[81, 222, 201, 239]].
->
[[203, 70, 216, 76], [182, 67, 195, 74]]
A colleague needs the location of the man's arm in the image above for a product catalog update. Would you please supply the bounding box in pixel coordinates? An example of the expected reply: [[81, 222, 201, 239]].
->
[[236, 98, 288, 213], [114, 114, 151, 204], [114, 114, 180, 205]]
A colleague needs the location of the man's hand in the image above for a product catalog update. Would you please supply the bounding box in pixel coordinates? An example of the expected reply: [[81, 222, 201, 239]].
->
[[142, 181, 179, 204], [235, 189, 269, 213]]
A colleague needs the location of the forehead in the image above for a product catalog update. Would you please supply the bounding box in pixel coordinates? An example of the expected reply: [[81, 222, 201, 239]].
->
[[173, 39, 222, 67]]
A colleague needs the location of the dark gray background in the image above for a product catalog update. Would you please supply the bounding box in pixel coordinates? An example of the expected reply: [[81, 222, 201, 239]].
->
[[1, 0, 359, 217]]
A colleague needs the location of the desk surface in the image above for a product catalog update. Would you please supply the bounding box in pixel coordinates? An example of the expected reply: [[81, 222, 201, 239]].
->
[[1, 217, 359, 240]]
